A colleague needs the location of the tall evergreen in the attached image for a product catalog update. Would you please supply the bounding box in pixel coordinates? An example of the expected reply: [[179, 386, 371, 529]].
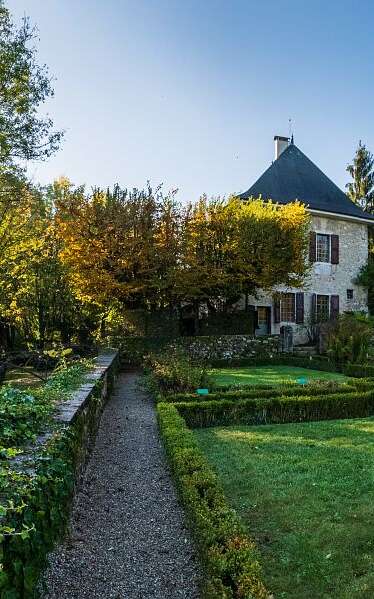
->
[[346, 141, 374, 213]]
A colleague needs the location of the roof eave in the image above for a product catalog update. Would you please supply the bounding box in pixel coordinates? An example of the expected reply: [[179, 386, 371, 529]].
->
[[308, 208, 374, 225]]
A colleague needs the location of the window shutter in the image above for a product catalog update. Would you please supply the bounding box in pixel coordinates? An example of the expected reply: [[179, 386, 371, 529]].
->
[[274, 298, 281, 323], [295, 292, 304, 324], [309, 232, 316, 263], [331, 235, 339, 264], [330, 295, 339, 320], [311, 293, 317, 320]]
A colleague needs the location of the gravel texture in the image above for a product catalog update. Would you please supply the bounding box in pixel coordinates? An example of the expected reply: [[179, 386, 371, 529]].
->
[[41, 372, 201, 599]]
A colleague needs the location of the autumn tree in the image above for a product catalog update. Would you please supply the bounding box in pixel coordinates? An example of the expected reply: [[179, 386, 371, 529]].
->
[[56, 184, 182, 312], [175, 196, 309, 309], [56, 185, 310, 335]]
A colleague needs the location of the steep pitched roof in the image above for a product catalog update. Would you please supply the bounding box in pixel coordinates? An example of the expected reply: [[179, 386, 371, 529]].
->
[[238, 142, 374, 222]]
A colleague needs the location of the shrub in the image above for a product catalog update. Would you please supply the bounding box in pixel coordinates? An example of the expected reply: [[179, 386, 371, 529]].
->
[[145, 348, 211, 393], [343, 363, 374, 377], [162, 378, 371, 403], [173, 389, 374, 428], [326, 313, 372, 367], [157, 403, 269, 599]]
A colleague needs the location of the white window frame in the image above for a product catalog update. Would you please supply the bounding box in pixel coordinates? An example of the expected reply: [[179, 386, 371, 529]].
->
[[280, 292, 296, 322], [316, 233, 331, 263]]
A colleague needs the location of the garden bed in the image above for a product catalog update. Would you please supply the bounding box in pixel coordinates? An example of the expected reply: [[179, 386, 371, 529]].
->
[[156, 359, 374, 599], [195, 418, 374, 598]]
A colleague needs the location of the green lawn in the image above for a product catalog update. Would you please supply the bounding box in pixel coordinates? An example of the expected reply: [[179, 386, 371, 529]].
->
[[210, 365, 349, 387], [195, 418, 374, 599]]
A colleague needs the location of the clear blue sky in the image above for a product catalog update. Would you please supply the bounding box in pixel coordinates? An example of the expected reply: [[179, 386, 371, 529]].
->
[[7, 0, 374, 201]]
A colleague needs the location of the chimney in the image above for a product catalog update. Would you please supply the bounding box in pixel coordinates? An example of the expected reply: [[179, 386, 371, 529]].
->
[[274, 135, 289, 160]]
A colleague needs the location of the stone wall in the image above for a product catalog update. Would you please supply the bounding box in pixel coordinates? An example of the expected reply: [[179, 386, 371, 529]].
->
[[174, 334, 279, 361], [1, 350, 119, 596]]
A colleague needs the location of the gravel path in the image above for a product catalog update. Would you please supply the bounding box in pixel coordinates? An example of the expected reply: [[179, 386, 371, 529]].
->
[[41, 372, 201, 599]]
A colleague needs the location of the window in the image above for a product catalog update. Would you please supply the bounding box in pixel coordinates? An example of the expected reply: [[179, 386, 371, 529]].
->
[[316, 294, 330, 321], [347, 289, 354, 300], [316, 234, 330, 262], [280, 293, 295, 322]]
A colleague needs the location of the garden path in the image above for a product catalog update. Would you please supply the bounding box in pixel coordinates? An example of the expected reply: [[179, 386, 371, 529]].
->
[[41, 371, 201, 599]]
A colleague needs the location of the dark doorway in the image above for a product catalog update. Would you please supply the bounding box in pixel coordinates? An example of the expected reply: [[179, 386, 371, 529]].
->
[[256, 306, 271, 336]]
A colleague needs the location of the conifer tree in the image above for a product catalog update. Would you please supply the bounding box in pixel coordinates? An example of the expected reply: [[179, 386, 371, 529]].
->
[[346, 141, 374, 213]]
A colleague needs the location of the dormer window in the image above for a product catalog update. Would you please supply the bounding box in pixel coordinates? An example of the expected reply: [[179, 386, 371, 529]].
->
[[316, 234, 330, 262]]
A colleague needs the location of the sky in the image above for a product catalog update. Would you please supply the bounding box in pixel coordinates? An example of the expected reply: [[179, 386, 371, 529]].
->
[[6, 0, 374, 202]]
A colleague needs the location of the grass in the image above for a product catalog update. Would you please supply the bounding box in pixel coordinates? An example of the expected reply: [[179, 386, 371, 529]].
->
[[195, 418, 374, 599], [210, 365, 349, 387]]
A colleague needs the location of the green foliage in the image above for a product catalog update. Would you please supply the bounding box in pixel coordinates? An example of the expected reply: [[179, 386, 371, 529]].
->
[[0, 2, 62, 167], [326, 313, 372, 366], [346, 140, 374, 212], [174, 389, 374, 428], [162, 378, 367, 403], [0, 360, 90, 449], [145, 348, 211, 393], [343, 363, 374, 377], [355, 258, 374, 315], [0, 354, 117, 598], [157, 403, 269, 599]]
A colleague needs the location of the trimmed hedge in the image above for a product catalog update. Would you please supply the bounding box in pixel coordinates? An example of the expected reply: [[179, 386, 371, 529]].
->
[[162, 380, 374, 403], [342, 363, 374, 378], [157, 403, 269, 599], [173, 389, 374, 428], [164, 377, 374, 404]]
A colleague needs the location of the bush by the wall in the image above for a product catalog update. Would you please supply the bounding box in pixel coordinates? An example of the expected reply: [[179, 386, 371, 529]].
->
[[173, 389, 374, 428], [157, 403, 269, 599]]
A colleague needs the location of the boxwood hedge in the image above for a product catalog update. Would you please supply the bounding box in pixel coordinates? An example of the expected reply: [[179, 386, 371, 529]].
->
[[157, 403, 269, 599]]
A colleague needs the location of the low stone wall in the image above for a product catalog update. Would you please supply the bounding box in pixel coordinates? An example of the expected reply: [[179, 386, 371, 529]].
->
[[0, 350, 119, 598], [176, 334, 279, 361], [119, 334, 279, 365]]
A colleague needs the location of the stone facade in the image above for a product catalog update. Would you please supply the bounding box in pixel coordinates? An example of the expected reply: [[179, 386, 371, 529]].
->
[[244, 213, 369, 344]]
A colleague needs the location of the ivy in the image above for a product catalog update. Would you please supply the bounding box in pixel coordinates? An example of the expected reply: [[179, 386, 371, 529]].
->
[[0, 357, 110, 598]]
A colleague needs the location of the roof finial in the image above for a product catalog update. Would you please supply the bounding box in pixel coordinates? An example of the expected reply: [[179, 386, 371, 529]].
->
[[288, 117, 294, 144]]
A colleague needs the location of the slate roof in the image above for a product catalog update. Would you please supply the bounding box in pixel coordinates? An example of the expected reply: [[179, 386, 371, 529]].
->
[[238, 142, 374, 222]]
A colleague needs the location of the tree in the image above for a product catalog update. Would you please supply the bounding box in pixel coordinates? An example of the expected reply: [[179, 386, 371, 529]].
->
[[0, 2, 62, 166], [56, 186, 310, 335], [0, 1, 63, 259], [346, 141, 374, 212]]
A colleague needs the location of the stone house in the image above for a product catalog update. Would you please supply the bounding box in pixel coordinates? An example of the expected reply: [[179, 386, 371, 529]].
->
[[238, 136, 374, 343]]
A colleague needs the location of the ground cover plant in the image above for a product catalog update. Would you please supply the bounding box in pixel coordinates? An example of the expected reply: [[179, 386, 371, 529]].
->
[[195, 419, 374, 598], [0, 354, 113, 597], [209, 365, 349, 388]]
